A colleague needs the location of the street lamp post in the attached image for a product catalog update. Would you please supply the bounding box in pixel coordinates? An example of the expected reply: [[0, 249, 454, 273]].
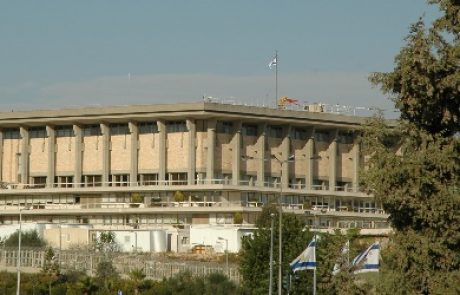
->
[[17, 206, 31, 295], [16, 209, 22, 295], [217, 237, 229, 276], [272, 154, 294, 295], [269, 212, 275, 295], [241, 153, 295, 295]]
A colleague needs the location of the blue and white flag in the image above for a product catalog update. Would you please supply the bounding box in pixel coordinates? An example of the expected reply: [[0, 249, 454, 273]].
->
[[290, 236, 316, 272], [352, 242, 380, 274], [332, 240, 349, 275], [268, 56, 277, 69]]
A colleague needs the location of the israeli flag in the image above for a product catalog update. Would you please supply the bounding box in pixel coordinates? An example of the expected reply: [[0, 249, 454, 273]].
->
[[268, 56, 277, 69], [290, 236, 316, 272], [352, 242, 380, 274]]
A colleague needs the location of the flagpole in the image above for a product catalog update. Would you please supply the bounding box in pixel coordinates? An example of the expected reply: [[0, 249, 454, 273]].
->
[[313, 268, 316, 295], [313, 234, 317, 295], [275, 50, 278, 107]]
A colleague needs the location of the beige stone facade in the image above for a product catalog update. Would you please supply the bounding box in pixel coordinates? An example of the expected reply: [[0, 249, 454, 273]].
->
[[0, 102, 389, 234]]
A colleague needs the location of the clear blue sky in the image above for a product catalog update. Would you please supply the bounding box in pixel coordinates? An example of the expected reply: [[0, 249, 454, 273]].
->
[[0, 1, 439, 116]]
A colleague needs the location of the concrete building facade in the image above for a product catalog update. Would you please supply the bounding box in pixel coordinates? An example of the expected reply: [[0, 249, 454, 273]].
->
[[0, 102, 389, 246]]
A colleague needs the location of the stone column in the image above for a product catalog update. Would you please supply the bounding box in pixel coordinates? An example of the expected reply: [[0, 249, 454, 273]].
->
[[186, 119, 196, 185], [0, 130, 3, 182], [256, 123, 266, 187], [232, 121, 242, 185], [100, 123, 110, 186], [328, 129, 339, 191], [19, 127, 29, 185], [281, 125, 291, 188], [206, 120, 216, 182], [46, 126, 56, 188], [304, 128, 315, 190], [157, 120, 166, 182], [352, 136, 360, 192], [129, 122, 139, 186], [73, 125, 82, 187]]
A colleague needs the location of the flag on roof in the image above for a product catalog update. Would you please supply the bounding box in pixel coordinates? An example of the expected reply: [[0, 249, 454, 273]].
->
[[268, 56, 277, 69]]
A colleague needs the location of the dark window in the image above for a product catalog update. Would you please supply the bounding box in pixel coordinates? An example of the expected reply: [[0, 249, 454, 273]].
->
[[166, 121, 187, 133], [29, 127, 46, 139], [32, 176, 47, 188], [338, 133, 354, 144], [217, 121, 233, 134], [314, 131, 329, 142], [3, 128, 20, 139], [83, 175, 102, 187], [291, 128, 308, 140], [83, 125, 101, 136], [268, 125, 283, 138], [242, 124, 257, 136], [139, 173, 159, 185], [138, 122, 158, 134], [110, 123, 129, 135], [56, 126, 74, 137]]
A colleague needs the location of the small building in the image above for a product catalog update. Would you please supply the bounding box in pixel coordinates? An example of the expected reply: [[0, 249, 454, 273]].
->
[[190, 225, 255, 253]]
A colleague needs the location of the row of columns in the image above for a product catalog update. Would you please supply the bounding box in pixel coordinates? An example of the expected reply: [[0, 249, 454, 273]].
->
[[1, 120, 360, 192], [222, 123, 361, 192]]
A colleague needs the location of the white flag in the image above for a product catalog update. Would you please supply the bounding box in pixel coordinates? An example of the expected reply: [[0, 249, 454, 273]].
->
[[332, 240, 349, 275], [268, 56, 277, 69], [352, 242, 380, 274], [290, 236, 316, 272]]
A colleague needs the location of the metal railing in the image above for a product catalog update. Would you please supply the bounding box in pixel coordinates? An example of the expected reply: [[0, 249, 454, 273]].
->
[[0, 249, 240, 282], [0, 179, 362, 193]]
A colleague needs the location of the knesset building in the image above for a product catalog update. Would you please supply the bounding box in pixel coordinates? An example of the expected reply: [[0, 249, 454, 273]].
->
[[0, 102, 389, 235]]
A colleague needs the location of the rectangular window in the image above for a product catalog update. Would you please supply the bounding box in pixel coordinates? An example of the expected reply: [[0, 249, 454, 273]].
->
[[54, 176, 74, 188], [338, 132, 354, 144], [314, 130, 329, 142], [32, 176, 47, 188], [83, 125, 101, 137], [29, 127, 47, 139], [140, 174, 159, 185], [56, 126, 74, 137], [166, 121, 187, 133], [217, 121, 233, 134], [83, 175, 102, 187], [110, 174, 129, 187], [242, 124, 257, 136], [166, 173, 188, 185], [291, 127, 308, 140], [4, 128, 20, 139], [267, 125, 283, 138], [138, 122, 158, 134], [110, 124, 129, 135]]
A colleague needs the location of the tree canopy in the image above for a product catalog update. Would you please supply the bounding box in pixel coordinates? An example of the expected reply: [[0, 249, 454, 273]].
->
[[364, 0, 460, 293]]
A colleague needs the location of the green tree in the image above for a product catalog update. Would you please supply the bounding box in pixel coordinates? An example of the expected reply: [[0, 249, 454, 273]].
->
[[41, 247, 60, 295], [95, 231, 120, 253], [95, 260, 120, 292], [203, 272, 239, 295], [240, 205, 314, 294], [369, 0, 460, 136], [128, 268, 146, 295], [364, 1, 460, 293], [3, 229, 46, 248]]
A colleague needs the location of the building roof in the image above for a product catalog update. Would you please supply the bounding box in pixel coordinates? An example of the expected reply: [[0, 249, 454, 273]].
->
[[0, 101, 369, 129]]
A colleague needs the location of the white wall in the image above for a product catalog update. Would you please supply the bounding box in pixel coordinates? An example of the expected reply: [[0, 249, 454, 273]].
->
[[190, 226, 255, 253]]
